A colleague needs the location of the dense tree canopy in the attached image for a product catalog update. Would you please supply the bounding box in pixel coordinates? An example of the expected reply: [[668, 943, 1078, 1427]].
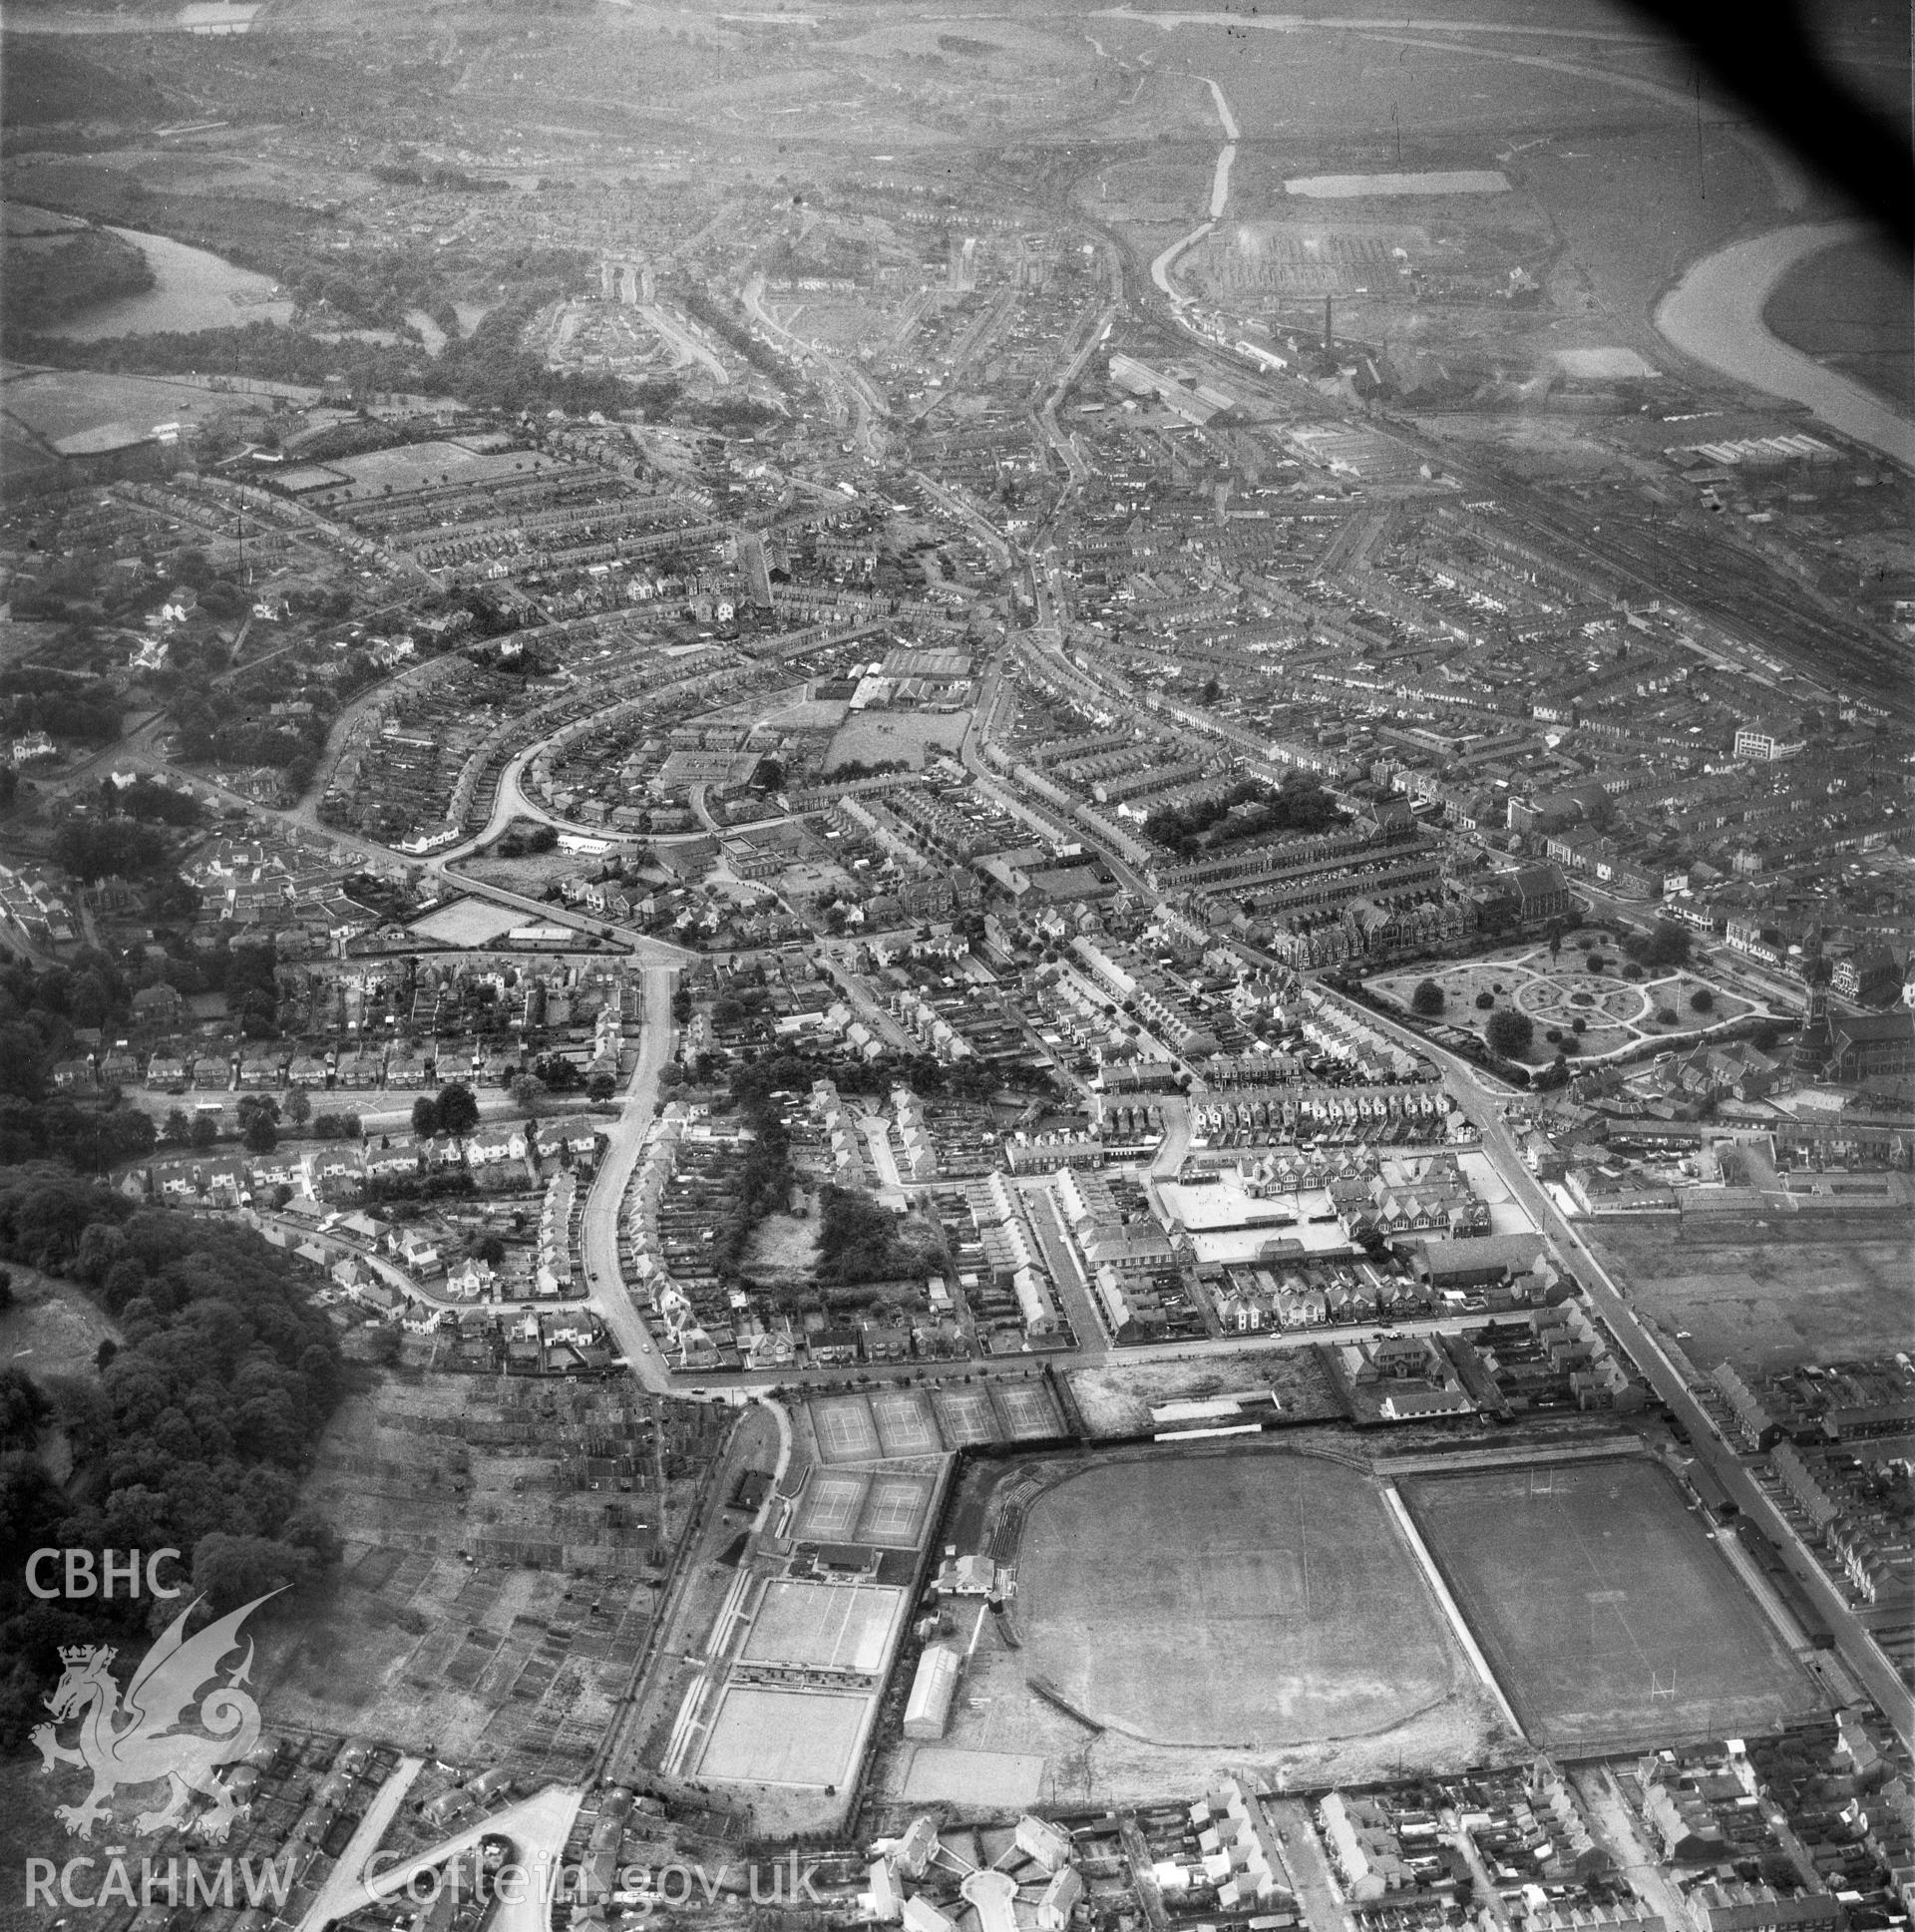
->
[[0, 1187, 341, 1742], [1485, 1008, 1535, 1059]]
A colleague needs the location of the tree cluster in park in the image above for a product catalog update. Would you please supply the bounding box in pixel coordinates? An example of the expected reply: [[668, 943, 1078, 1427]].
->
[[1622, 921, 1693, 970], [1485, 1008, 1535, 1060]]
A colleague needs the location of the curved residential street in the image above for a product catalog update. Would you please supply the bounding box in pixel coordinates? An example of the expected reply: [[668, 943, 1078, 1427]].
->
[[579, 964, 680, 1392]]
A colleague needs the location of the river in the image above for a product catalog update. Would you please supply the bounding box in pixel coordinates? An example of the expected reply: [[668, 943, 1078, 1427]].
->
[[45, 225, 292, 340], [1655, 220, 1915, 472]]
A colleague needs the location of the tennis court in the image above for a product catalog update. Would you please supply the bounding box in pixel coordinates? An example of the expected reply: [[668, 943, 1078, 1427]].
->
[[871, 1388, 940, 1458], [934, 1386, 1000, 1448], [856, 1472, 936, 1547], [994, 1380, 1064, 1439], [810, 1394, 881, 1463], [793, 1470, 869, 1543], [741, 1579, 905, 1675]]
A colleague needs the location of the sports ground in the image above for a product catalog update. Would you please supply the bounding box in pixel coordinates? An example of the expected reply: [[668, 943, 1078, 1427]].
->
[[1013, 1448, 1463, 1747], [741, 1579, 905, 1675], [1401, 1459, 1823, 1750], [791, 1469, 937, 1547], [696, 1686, 870, 1785]]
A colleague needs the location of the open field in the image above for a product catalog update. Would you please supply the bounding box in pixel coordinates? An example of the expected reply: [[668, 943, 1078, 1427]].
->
[[316, 438, 561, 501], [1403, 1459, 1822, 1751], [1064, 1350, 1343, 1438], [1592, 1223, 1915, 1374], [824, 711, 968, 771], [2, 365, 273, 448], [457, 845, 585, 899], [900, 1744, 1045, 1807], [410, 897, 524, 948], [1015, 1447, 1462, 1748], [0, 1267, 120, 1384], [743, 1210, 820, 1279]]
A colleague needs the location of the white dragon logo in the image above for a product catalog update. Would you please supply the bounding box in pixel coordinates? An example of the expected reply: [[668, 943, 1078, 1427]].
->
[[30, 1593, 279, 1841]]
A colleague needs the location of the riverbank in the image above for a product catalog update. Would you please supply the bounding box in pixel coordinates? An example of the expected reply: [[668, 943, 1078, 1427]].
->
[[1763, 231, 1913, 414], [1655, 220, 1915, 471]]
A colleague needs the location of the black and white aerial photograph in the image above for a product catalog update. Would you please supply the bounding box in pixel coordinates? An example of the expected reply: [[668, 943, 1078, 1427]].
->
[[0, 0, 1910, 1927]]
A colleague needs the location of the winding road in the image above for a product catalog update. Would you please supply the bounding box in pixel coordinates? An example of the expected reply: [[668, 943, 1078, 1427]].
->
[[579, 965, 680, 1391]]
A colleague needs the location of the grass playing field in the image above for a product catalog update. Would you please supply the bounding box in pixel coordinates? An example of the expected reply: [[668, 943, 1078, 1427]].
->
[[1402, 1459, 1823, 1750], [696, 1686, 871, 1786], [741, 1580, 904, 1676], [1014, 1448, 1461, 1748]]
